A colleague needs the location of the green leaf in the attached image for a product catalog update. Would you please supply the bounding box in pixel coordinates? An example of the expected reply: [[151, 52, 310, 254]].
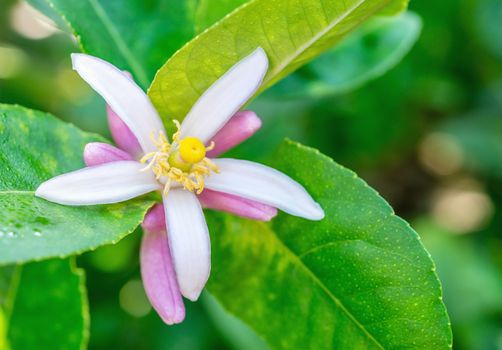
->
[[0, 266, 18, 313], [1, 258, 89, 350], [268, 11, 422, 98], [0, 265, 18, 349], [0, 105, 154, 265], [202, 292, 269, 350], [206, 140, 452, 349], [28, 0, 200, 88], [0, 265, 19, 350], [148, 0, 409, 123], [193, 0, 248, 33], [416, 219, 502, 349], [416, 219, 502, 324]]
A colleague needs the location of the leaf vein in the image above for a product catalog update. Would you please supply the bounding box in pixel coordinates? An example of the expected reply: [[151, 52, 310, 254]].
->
[[298, 238, 421, 267], [266, 0, 367, 84], [87, 0, 149, 87], [268, 225, 385, 349]]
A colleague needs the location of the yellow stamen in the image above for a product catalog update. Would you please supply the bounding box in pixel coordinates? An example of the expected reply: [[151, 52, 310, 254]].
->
[[206, 141, 215, 151], [140, 120, 219, 195]]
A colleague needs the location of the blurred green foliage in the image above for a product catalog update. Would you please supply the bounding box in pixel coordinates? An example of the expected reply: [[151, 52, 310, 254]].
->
[[1, 0, 501, 349]]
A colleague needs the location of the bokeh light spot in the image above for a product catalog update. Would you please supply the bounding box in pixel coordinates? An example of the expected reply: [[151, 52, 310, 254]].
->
[[56, 68, 94, 103], [119, 280, 152, 318], [432, 179, 494, 234], [10, 1, 59, 40], [419, 132, 464, 176], [0, 45, 27, 79]]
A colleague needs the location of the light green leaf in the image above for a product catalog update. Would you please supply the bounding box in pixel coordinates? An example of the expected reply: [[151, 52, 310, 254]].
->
[[28, 0, 200, 88], [268, 11, 422, 98], [198, 6, 422, 101], [0, 105, 154, 265], [1, 258, 88, 350], [206, 140, 452, 349], [378, 0, 408, 15], [0, 311, 6, 350], [149, 0, 409, 123]]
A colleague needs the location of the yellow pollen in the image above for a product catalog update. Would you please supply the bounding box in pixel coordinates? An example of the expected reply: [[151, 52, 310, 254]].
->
[[140, 120, 219, 195]]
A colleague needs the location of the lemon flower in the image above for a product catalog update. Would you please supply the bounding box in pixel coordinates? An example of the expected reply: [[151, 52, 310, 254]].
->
[[35, 48, 324, 324]]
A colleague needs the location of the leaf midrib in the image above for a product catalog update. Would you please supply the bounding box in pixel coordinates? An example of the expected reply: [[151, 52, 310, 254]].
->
[[261, 0, 397, 90], [87, 0, 149, 86], [265, 0, 366, 84], [264, 222, 385, 349]]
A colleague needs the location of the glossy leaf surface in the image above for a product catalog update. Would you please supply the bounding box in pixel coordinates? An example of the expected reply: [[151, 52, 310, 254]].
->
[[206, 140, 452, 349], [149, 0, 409, 123], [0, 105, 154, 265], [28, 0, 199, 87]]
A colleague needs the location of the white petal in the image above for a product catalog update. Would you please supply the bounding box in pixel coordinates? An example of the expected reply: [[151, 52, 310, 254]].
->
[[163, 189, 210, 301], [205, 159, 324, 220], [180, 48, 268, 144], [35, 161, 160, 205], [71, 54, 165, 153]]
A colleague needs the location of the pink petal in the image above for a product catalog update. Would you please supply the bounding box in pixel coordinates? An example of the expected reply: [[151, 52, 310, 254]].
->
[[198, 189, 277, 221], [84, 140, 185, 324], [142, 203, 166, 233], [140, 204, 185, 325], [206, 110, 262, 158], [105, 70, 142, 158], [83, 142, 133, 166], [206, 158, 324, 220], [107, 105, 142, 158]]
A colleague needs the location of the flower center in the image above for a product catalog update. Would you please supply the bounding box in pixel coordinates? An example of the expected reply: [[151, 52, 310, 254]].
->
[[140, 120, 219, 195]]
